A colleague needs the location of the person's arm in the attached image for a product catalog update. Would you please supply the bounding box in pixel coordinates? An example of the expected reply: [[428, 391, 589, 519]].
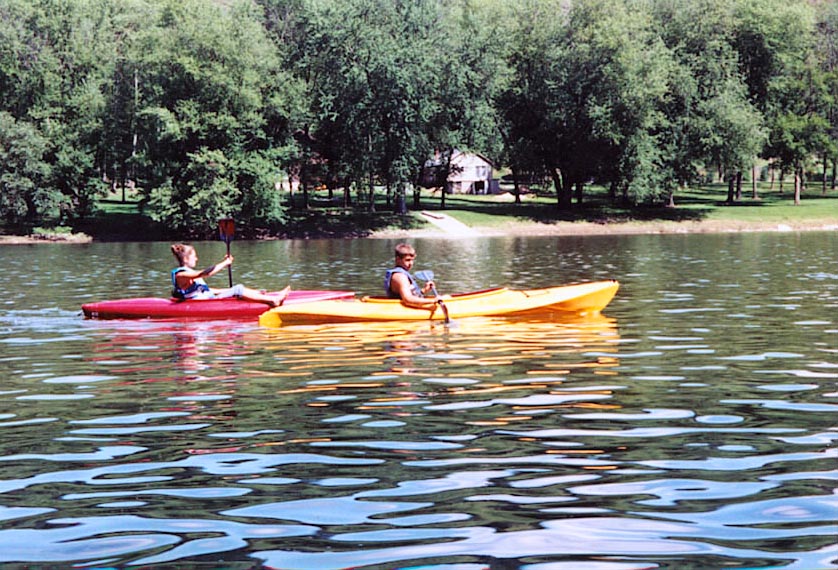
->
[[175, 256, 232, 287], [390, 273, 439, 310], [201, 255, 232, 278]]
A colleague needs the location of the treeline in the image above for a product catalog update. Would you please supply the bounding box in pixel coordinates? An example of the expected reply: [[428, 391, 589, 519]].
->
[[1, 0, 836, 235]]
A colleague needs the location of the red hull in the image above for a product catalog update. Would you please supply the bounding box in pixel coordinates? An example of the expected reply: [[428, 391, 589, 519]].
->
[[82, 290, 354, 320]]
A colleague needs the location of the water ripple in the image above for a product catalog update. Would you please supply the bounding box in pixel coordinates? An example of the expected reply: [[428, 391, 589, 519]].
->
[[1, 236, 836, 567]]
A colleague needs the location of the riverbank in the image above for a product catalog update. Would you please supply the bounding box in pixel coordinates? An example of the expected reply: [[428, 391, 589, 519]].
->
[[4, 182, 831, 243], [370, 215, 838, 238], [0, 232, 93, 245], [3, 217, 836, 244]]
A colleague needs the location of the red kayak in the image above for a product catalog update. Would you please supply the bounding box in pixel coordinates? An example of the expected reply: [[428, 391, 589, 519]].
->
[[82, 290, 354, 320]]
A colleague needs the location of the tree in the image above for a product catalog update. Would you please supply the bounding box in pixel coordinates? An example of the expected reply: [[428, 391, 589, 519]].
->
[[0, 0, 121, 221], [756, 0, 826, 204], [285, 0, 457, 215], [814, 0, 838, 193], [576, 0, 673, 206], [0, 112, 58, 225], [650, 0, 766, 205], [498, 0, 673, 209], [428, 0, 506, 209], [132, 0, 296, 234], [497, 0, 577, 210]]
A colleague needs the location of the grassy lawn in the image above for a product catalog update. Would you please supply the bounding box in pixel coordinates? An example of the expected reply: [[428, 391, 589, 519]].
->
[[670, 183, 838, 223], [430, 183, 838, 229], [19, 181, 833, 241]]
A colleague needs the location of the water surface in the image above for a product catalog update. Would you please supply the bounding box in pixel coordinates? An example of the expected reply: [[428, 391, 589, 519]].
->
[[0, 233, 836, 569]]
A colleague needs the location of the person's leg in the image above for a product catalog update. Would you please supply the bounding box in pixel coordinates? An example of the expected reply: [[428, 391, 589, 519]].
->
[[213, 284, 289, 306], [211, 285, 244, 299], [187, 290, 217, 300], [239, 285, 290, 307]]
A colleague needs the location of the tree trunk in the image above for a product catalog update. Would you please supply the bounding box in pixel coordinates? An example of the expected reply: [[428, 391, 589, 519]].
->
[[823, 153, 828, 195], [394, 182, 407, 214], [440, 148, 453, 210], [130, 68, 138, 202], [300, 162, 309, 210], [726, 173, 735, 203], [550, 168, 562, 209], [512, 167, 522, 205], [367, 171, 375, 212], [794, 167, 802, 205], [735, 171, 742, 201], [751, 164, 759, 199], [412, 170, 422, 210], [550, 168, 571, 210], [561, 177, 573, 209], [342, 177, 351, 208], [575, 181, 583, 205], [550, 169, 560, 209]]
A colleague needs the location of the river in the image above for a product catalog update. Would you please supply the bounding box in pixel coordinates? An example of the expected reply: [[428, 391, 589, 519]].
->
[[0, 232, 836, 569]]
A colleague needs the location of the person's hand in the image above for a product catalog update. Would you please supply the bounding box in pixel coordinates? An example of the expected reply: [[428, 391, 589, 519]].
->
[[422, 281, 435, 295], [220, 255, 233, 267]]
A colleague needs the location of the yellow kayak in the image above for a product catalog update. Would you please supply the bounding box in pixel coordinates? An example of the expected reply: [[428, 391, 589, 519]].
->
[[259, 280, 619, 327]]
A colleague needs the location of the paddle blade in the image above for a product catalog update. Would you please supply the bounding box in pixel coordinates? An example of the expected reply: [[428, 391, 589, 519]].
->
[[218, 218, 235, 244], [415, 270, 434, 282]]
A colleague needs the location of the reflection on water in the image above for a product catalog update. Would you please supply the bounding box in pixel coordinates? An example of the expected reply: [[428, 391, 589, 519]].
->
[[0, 234, 836, 569]]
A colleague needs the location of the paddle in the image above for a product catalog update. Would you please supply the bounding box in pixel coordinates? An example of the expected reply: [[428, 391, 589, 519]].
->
[[218, 218, 235, 287], [415, 269, 450, 323]]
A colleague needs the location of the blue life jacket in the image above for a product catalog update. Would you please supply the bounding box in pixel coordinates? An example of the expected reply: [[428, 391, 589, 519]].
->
[[171, 267, 210, 299], [384, 267, 421, 298]]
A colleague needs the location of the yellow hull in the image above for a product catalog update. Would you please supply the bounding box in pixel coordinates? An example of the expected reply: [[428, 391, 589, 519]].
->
[[259, 280, 619, 327]]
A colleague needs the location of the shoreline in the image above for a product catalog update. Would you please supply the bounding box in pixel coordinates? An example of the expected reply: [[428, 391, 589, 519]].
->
[[369, 218, 838, 239], [2, 218, 836, 245], [0, 233, 94, 245]]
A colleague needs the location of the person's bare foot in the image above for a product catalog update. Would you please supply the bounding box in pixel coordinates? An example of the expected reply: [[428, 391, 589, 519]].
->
[[271, 285, 291, 307]]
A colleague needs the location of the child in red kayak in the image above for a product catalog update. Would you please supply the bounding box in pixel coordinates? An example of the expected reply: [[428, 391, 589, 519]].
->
[[170, 243, 288, 307]]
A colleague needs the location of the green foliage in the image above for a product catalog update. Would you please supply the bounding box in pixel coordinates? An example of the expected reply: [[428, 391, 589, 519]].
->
[[0, 112, 60, 224], [0, 0, 834, 234], [32, 225, 73, 237], [283, 0, 460, 211], [127, 0, 295, 229], [819, 1, 838, 168], [235, 151, 287, 228], [144, 148, 240, 235]]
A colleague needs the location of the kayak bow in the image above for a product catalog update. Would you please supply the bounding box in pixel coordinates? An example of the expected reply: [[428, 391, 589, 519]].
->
[[259, 280, 619, 327]]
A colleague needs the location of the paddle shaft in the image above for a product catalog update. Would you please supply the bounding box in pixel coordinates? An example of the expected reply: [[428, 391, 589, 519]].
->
[[218, 218, 235, 288], [225, 241, 233, 287], [414, 269, 449, 323], [427, 282, 450, 323]]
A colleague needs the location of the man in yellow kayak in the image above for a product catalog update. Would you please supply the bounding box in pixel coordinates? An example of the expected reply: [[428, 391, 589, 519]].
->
[[384, 243, 440, 310]]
